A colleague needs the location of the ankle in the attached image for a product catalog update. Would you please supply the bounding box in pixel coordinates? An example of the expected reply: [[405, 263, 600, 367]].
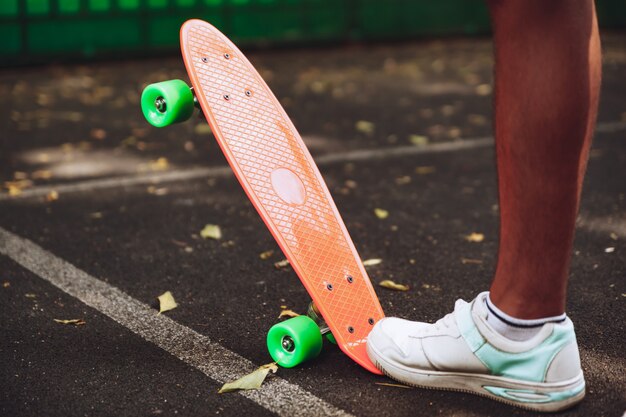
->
[[489, 285, 566, 319], [485, 294, 567, 341]]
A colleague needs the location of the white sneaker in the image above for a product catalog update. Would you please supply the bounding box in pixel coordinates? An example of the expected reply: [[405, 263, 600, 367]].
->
[[367, 292, 585, 412]]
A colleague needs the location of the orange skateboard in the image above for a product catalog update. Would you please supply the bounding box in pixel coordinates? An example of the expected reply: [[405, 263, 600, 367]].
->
[[141, 19, 384, 374]]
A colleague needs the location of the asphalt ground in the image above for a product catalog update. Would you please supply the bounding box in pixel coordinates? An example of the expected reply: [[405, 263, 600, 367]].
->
[[1, 33, 625, 417]]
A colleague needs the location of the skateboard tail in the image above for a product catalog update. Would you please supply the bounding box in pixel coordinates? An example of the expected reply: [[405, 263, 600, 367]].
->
[[180, 19, 384, 374]]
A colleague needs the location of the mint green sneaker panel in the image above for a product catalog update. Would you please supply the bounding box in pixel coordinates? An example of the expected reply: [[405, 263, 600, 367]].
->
[[457, 301, 576, 382], [483, 380, 585, 404], [455, 302, 486, 352]]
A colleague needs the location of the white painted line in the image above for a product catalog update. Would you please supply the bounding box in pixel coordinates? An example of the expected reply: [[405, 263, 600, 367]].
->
[[2, 120, 624, 202], [0, 166, 232, 201], [0, 227, 353, 417], [315, 136, 493, 164], [578, 215, 626, 238], [595, 120, 626, 133], [0, 136, 494, 201]]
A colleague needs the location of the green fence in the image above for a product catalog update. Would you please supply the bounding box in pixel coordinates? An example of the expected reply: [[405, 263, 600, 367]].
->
[[1, 0, 624, 66]]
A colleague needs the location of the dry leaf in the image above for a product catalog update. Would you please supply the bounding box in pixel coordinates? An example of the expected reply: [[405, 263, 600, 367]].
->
[[259, 250, 274, 260], [415, 166, 436, 175], [609, 232, 618, 241], [46, 190, 59, 201], [5, 179, 32, 195], [468, 114, 488, 126], [147, 186, 168, 196], [54, 319, 86, 326], [278, 309, 300, 319], [8, 185, 22, 196], [90, 128, 107, 140], [464, 233, 484, 242], [374, 208, 389, 219], [355, 120, 375, 135], [409, 135, 429, 146], [218, 363, 278, 393], [2, 281, 10, 288], [375, 382, 412, 389], [363, 258, 382, 267], [194, 124, 212, 135], [157, 291, 178, 314], [475, 84, 492, 96], [32, 170, 52, 180], [379, 280, 409, 291], [461, 258, 483, 265], [200, 224, 222, 240], [274, 259, 290, 269], [150, 157, 169, 171]]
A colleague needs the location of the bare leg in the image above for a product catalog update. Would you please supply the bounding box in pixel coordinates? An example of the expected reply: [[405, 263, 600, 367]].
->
[[487, 0, 602, 318]]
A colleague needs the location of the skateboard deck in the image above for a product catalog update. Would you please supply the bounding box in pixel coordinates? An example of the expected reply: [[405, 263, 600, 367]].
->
[[180, 19, 384, 374]]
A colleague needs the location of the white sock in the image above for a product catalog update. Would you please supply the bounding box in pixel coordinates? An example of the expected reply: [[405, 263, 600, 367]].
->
[[485, 294, 567, 341]]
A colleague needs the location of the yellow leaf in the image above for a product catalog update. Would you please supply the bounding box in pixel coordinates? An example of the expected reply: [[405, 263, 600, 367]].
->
[[157, 291, 178, 314], [259, 250, 274, 260], [464, 233, 484, 242], [475, 84, 492, 96], [218, 363, 278, 393], [200, 224, 222, 240], [409, 135, 429, 146], [32, 170, 52, 180], [8, 185, 21, 196], [150, 157, 169, 171], [194, 124, 212, 135], [274, 259, 290, 270], [379, 280, 409, 291], [363, 258, 382, 267], [355, 120, 375, 135], [415, 166, 436, 175], [147, 186, 168, 196], [374, 208, 389, 219], [46, 190, 59, 201], [278, 309, 300, 319], [13, 171, 28, 180], [468, 114, 488, 126], [54, 319, 86, 326]]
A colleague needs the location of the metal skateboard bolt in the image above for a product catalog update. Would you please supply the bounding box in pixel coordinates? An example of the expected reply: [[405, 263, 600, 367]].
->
[[155, 97, 167, 113], [281, 336, 295, 352]]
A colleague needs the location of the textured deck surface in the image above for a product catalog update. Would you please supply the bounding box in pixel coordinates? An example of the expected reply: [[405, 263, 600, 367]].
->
[[181, 19, 384, 373]]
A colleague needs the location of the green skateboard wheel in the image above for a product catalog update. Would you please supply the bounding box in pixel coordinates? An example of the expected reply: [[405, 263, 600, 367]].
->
[[325, 333, 337, 345], [267, 316, 323, 368], [141, 79, 194, 127]]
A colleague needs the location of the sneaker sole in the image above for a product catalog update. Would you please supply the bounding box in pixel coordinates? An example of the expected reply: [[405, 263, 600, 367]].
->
[[367, 342, 585, 412]]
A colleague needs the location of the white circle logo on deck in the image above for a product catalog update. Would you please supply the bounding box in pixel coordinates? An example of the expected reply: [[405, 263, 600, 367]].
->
[[270, 168, 306, 205]]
